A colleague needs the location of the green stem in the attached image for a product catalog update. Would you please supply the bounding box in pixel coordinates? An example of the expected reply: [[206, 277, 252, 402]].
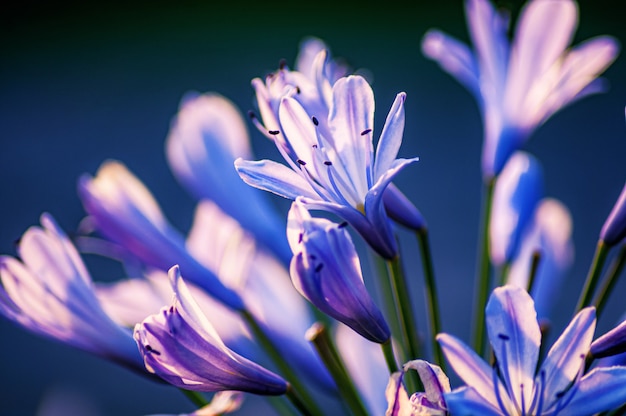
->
[[526, 250, 542, 294], [179, 389, 208, 408], [498, 262, 511, 287], [240, 310, 323, 416], [472, 178, 495, 357], [306, 322, 369, 416], [381, 339, 399, 374], [575, 240, 609, 313], [285, 384, 313, 416], [593, 244, 626, 318], [415, 228, 445, 371]]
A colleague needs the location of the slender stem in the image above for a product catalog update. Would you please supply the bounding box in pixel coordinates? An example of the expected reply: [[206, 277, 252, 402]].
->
[[385, 256, 422, 362], [593, 244, 626, 318], [575, 240, 609, 313], [179, 389, 208, 408], [241, 310, 324, 416], [415, 228, 445, 371], [285, 384, 313, 416], [526, 250, 542, 294], [498, 262, 511, 287], [306, 322, 369, 416], [381, 339, 399, 374], [472, 178, 495, 357]]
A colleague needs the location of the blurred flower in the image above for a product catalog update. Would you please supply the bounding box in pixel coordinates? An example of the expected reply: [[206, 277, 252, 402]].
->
[[422, 0, 619, 178], [0, 213, 142, 371], [385, 359, 450, 416], [148, 391, 244, 416], [165, 92, 291, 264], [600, 182, 626, 246], [438, 285, 626, 415], [236, 74, 419, 259], [78, 161, 244, 310], [134, 265, 288, 395], [287, 200, 390, 343]]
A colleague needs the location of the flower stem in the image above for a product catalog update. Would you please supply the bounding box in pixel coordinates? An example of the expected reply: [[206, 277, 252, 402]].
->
[[575, 240, 609, 313], [415, 228, 445, 371], [472, 177, 495, 357], [285, 384, 314, 416], [306, 322, 369, 416], [593, 244, 626, 319], [381, 339, 399, 373], [241, 310, 323, 416], [526, 250, 542, 294], [179, 389, 208, 408]]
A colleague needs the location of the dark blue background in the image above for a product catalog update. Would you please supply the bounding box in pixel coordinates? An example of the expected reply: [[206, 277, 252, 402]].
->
[[1, 1, 625, 415]]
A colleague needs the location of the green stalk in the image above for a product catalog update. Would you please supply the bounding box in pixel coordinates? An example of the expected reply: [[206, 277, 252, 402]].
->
[[285, 385, 314, 416], [179, 389, 208, 408], [498, 262, 511, 287], [381, 339, 399, 374], [306, 322, 369, 416], [241, 310, 323, 416], [575, 240, 609, 313], [526, 250, 542, 294], [415, 228, 445, 371], [593, 244, 626, 318], [472, 177, 495, 357]]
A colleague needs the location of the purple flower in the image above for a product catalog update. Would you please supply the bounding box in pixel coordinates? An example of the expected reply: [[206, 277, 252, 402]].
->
[[165, 92, 291, 264], [0, 213, 143, 371], [134, 265, 288, 395], [236, 74, 419, 259], [600, 181, 626, 246], [422, 0, 619, 178], [438, 285, 626, 415], [287, 200, 390, 343]]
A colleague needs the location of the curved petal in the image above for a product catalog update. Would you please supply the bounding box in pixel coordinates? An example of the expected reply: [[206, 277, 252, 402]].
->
[[591, 319, 626, 359], [557, 367, 626, 415], [234, 158, 318, 200], [444, 386, 502, 416], [486, 285, 541, 411], [601, 182, 626, 246], [374, 92, 406, 180], [383, 184, 427, 231]]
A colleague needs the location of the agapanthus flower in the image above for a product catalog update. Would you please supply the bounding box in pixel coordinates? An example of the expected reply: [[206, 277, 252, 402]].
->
[[165, 92, 291, 264], [236, 74, 419, 259], [422, 0, 619, 178], [78, 160, 244, 311], [438, 285, 626, 415], [287, 200, 390, 343], [385, 360, 450, 416], [0, 213, 143, 371], [600, 181, 626, 246], [134, 265, 288, 395]]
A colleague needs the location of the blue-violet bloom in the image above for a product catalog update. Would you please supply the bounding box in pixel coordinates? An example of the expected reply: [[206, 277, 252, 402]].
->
[[0, 213, 143, 371], [134, 265, 288, 395], [385, 359, 450, 416], [287, 200, 391, 343], [422, 0, 619, 178], [438, 285, 626, 415], [591, 318, 626, 359], [237, 75, 419, 259]]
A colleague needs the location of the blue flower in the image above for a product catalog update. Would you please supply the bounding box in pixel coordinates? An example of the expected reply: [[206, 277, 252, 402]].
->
[[0, 213, 143, 372], [287, 200, 390, 343], [165, 92, 292, 264], [236, 74, 419, 259], [134, 265, 288, 395], [591, 318, 626, 360], [438, 285, 626, 415], [422, 0, 619, 178]]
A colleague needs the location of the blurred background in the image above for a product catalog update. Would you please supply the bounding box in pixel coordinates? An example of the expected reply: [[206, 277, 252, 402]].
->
[[1, 0, 625, 414]]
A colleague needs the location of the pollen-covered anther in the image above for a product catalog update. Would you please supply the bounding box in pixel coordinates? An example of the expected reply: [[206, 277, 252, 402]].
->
[[360, 128, 372, 136]]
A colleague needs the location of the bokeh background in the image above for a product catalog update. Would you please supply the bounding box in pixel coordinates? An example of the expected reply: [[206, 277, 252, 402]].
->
[[1, 0, 625, 415]]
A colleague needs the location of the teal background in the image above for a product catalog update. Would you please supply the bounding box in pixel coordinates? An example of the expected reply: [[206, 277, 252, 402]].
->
[[1, 1, 625, 414]]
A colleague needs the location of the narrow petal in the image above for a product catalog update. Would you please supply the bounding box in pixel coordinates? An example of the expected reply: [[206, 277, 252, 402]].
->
[[600, 182, 626, 246], [278, 96, 320, 167], [385, 372, 410, 416], [444, 386, 503, 416], [234, 158, 318, 200], [404, 360, 450, 405], [485, 285, 541, 411], [557, 367, 626, 415], [591, 319, 626, 359], [374, 92, 406, 180], [383, 184, 427, 231]]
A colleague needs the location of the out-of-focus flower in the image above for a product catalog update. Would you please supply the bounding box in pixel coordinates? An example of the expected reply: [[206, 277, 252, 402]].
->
[[438, 285, 626, 415], [165, 92, 291, 264], [134, 265, 288, 395], [600, 182, 626, 246], [148, 391, 244, 416], [507, 198, 574, 320], [287, 200, 390, 343], [0, 213, 142, 371], [385, 360, 450, 416], [422, 0, 619, 178], [236, 74, 419, 259], [77, 161, 244, 311], [591, 318, 626, 359], [490, 151, 544, 266]]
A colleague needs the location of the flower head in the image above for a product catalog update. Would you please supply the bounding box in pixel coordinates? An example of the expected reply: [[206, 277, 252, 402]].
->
[[0, 213, 142, 371], [236, 74, 419, 259], [422, 0, 619, 178], [437, 285, 626, 415], [134, 265, 288, 395], [287, 200, 390, 343]]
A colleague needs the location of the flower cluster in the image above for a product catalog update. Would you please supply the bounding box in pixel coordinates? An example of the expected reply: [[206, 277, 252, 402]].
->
[[2, 1, 626, 415]]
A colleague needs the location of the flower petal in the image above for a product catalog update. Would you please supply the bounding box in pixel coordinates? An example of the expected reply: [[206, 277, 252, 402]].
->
[[234, 158, 318, 200], [374, 92, 406, 180], [444, 386, 503, 416], [556, 367, 626, 415]]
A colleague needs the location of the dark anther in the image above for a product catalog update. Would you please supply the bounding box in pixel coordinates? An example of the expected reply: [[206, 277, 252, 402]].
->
[[298, 233, 303, 244], [297, 159, 306, 166], [338, 222, 348, 228], [247, 110, 257, 119], [312, 144, 318, 148], [555, 391, 565, 398], [279, 59, 287, 70], [312, 116, 319, 126], [315, 263, 324, 273], [324, 161, 332, 166], [361, 128, 372, 136], [296, 86, 301, 94], [145, 345, 161, 355], [268, 130, 280, 135], [497, 333, 510, 340], [169, 306, 174, 314]]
